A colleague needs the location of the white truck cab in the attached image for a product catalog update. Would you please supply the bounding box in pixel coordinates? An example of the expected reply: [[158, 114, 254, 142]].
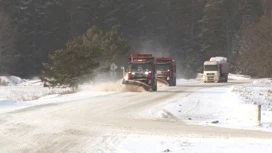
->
[[203, 57, 228, 83], [203, 61, 220, 83]]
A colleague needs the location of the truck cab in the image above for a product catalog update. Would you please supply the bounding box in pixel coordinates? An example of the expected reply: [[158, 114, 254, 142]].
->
[[203, 61, 220, 83], [123, 54, 157, 91], [203, 57, 228, 83], [156, 58, 176, 86], [127, 62, 154, 85]]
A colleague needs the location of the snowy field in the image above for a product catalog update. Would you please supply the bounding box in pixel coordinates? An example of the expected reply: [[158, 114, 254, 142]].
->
[[159, 76, 272, 131], [0, 76, 71, 101], [0, 76, 108, 114], [233, 79, 272, 110]]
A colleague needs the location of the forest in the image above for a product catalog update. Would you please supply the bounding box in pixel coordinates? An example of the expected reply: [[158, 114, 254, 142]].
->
[[0, 0, 271, 79]]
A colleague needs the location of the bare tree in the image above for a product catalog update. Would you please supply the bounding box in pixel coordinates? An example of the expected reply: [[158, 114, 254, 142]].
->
[[0, 10, 17, 74]]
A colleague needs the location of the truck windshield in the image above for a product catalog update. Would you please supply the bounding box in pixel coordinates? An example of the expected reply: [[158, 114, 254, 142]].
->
[[204, 65, 218, 71], [156, 64, 170, 71], [130, 63, 151, 72]]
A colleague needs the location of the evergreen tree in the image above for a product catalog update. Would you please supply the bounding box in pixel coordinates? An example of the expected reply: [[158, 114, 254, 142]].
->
[[101, 27, 129, 68], [0, 10, 17, 74], [41, 26, 103, 88], [200, 0, 227, 60], [41, 26, 129, 88]]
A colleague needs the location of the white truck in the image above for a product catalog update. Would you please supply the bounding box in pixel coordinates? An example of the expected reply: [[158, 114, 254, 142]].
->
[[203, 57, 228, 83]]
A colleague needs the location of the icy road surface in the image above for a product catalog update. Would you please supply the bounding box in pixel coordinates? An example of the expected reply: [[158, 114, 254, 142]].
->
[[0, 80, 272, 153]]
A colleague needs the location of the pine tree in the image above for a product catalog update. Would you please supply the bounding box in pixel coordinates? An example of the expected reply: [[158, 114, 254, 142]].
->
[[101, 27, 129, 68], [41, 26, 129, 88], [200, 0, 227, 60], [41, 26, 103, 88], [0, 10, 17, 74]]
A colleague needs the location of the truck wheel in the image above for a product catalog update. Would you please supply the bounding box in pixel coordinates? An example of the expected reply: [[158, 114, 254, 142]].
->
[[169, 79, 176, 86]]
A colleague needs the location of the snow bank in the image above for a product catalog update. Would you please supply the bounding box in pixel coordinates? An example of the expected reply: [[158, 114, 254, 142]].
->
[[0, 91, 112, 114], [228, 73, 251, 80], [0, 76, 23, 86], [232, 79, 272, 128], [0, 98, 28, 113], [0, 76, 71, 101], [162, 87, 258, 126], [232, 79, 272, 110], [160, 81, 272, 131], [0, 99, 17, 106], [0, 86, 71, 101], [252, 79, 272, 87], [119, 135, 272, 153]]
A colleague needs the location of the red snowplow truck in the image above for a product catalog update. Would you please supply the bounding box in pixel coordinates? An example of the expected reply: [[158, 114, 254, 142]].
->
[[156, 57, 176, 86], [122, 54, 157, 91]]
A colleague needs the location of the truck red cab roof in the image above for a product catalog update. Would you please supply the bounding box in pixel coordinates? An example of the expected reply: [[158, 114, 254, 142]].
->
[[156, 57, 174, 63], [129, 54, 154, 62]]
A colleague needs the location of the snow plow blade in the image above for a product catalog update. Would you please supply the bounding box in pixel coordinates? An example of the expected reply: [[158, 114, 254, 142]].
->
[[157, 78, 169, 86], [122, 80, 151, 91]]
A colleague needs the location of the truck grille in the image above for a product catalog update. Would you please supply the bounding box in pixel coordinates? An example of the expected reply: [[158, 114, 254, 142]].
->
[[133, 77, 147, 81], [207, 76, 215, 80], [131, 73, 147, 80]]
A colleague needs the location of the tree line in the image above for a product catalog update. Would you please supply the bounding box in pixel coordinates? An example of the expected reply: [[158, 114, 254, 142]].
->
[[0, 0, 271, 80]]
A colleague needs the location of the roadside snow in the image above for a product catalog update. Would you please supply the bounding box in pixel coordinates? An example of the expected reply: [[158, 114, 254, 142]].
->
[[0, 76, 133, 114], [232, 79, 272, 128], [161, 86, 267, 129], [0, 76, 23, 85], [160, 77, 272, 131], [233, 79, 272, 108], [0, 91, 112, 114], [0, 75, 104, 113], [118, 135, 272, 153], [0, 76, 71, 101], [0, 86, 71, 101], [228, 73, 251, 80]]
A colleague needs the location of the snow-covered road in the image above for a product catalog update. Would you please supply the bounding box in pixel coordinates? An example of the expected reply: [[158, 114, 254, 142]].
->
[[0, 80, 271, 153]]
